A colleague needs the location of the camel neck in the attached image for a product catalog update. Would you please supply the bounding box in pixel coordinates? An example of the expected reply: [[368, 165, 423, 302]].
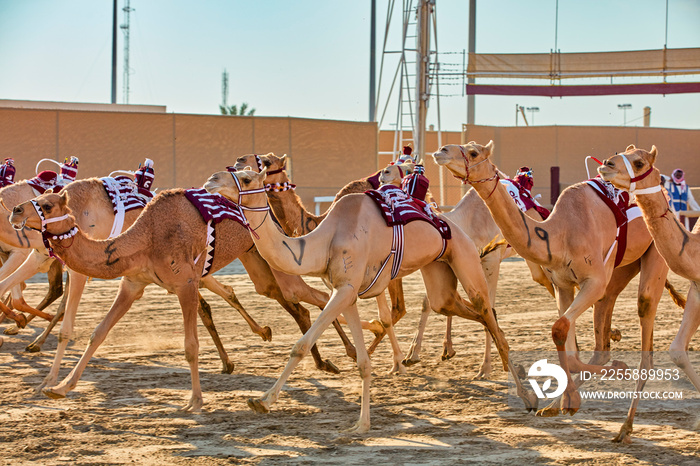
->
[[268, 187, 325, 236], [471, 174, 553, 265]]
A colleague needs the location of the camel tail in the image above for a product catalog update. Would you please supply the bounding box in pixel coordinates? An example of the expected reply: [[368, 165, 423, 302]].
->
[[479, 236, 507, 259], [665, 280, 687, 309]]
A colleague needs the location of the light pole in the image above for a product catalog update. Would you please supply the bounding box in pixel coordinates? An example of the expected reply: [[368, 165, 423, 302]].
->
[[527, 106, 540, 125], [618, 103, 632, 126]]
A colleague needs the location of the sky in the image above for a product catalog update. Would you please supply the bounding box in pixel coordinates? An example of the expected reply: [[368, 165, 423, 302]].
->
[[1, 0, 699, 131]]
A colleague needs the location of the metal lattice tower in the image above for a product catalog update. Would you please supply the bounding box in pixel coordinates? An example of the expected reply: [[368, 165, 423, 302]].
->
[[222, 69, 229, 109], [120, 0, 134, 104], [375, 0, 440, 164]]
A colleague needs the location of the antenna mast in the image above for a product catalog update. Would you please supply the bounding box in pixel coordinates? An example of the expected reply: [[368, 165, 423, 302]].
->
[[222, 69, 229, 109], [120, 0, 134, 104]]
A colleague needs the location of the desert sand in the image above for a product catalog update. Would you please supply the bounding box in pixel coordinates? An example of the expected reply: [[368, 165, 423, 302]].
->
[[1, 259, 698, 465]]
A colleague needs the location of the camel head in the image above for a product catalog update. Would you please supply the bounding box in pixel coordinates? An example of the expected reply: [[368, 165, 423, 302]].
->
[[9, 190, 75, 234], [233, 153, 287, 174], [432, 140, 496, 183], [378, 161, 416, 187], [204, 168, 268, 207], [598, 144, 660, 192]]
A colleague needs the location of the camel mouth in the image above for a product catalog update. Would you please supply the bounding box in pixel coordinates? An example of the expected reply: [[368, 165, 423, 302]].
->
[[11, 217, 27, 230], [431, 151, 449, 165], [202, 181, 220, 194]]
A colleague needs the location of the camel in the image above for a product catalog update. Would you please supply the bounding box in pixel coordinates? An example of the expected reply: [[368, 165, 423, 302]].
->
[[432, 140, 679, 442], [598, 144, 700, 392], [204, 167, 536, 433], [236, 153, 552, 378], [9, 183, 351, 411], [0, 180, 67, 330]]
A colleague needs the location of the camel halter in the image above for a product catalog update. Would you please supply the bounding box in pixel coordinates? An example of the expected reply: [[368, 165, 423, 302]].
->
[[617, 153, 658, 194], [226, 168, 271, 239], [29, 200, 76, 263], [455, 146, 500, 198]]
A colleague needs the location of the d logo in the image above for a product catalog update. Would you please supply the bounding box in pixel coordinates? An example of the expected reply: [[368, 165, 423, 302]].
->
[[527, 359, 568, 399]]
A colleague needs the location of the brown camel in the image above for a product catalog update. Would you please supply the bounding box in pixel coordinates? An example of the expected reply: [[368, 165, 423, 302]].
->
[[237, 153, 552, 378], [9, 184, 349, 411], [205, 167, 536, 433], [433, 141, 674, 443], [598, 144, 700, 392]]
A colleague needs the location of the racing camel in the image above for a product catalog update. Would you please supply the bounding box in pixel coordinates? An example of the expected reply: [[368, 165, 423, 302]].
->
[[236, 153, 552, 377], [433, 140, 675, 443], [598, 144, 700, 393], [204, 167, 536, 433], [9, 184, 351, 412]]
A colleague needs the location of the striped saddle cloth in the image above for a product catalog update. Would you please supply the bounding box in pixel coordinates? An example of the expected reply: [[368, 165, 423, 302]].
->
[[102, 176, 154, 215], [365, 185, 451, 240]]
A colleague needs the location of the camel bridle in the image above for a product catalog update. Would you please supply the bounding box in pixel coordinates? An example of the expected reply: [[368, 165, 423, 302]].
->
[[616, 153, 660, 195], [225, 168, 272, 238], [456, 146, 501, 199], [27, 199, 77, 262]]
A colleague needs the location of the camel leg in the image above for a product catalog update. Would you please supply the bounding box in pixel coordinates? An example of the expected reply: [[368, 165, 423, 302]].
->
[[548, 276, 610, 416], [340, 302, 372, 433], [442, 317, 455, 361], [248, 284, 356, 415], [365, 292, 390, 355], [403, 295, 431, 366], [36, 272, 88, 393], [376, 287, 406, 374], [474, 253, 502, 378], [3, 252, 60, 335], [26, 261, 68, 352], [199, 275, 272, 341], [197, 293, 235, 374], [614, 247, 666, 443], [42, 277, 146, 400], [240, 251, 353, 365], [177, 283, 204, 413], [590, 261, 640, 367], [669, 281, 700, 391]]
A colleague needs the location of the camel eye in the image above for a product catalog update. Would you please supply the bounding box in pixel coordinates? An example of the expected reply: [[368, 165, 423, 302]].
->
[[634, 161, 644, 170], [263, 160, 271, 167], [469, 151, 477, 158]]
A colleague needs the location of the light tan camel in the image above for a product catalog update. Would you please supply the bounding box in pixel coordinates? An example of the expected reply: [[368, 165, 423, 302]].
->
[[205, 168, 535, 433], [0, 181, 66, 329], [237, 153, 552, 378], [9, 185, 350, 411], [433, 141, 674, 442], [598, 144, 700, 392]]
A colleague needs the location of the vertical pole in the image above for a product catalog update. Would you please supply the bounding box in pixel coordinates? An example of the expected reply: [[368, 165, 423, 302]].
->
[[550, 166, 560, 205], [111, 0, 117, 104], [415, 0, 430, 163], [369, 0, 376, 121], [466, 0, 476, 125]]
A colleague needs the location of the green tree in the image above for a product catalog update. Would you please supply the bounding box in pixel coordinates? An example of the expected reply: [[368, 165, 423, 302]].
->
[[219, 102, 256, 116]]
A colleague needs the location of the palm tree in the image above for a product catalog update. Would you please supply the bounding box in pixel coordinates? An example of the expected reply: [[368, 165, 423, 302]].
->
[[220, 103, 256, 116]]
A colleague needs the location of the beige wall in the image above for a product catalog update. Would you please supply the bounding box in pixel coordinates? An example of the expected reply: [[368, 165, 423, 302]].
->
[[378, 125, 700, 208], [0, 108, 378, 207], [2, 105, 697, 211]]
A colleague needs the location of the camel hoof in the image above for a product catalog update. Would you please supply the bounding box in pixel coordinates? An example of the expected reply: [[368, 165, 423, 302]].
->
[[42, 387, 66, 400], [260, 326, 272, 342], [3, 325, 20, 335], [247, 398, 270, 414], [402, 357, 420, 367], [221, 361, 235, 374], [318, 359, 340, 375], [611, 360, 628, 370], [25, 343, 41, 353], [613, 429, 633, 444], [441, 349, 456, 361], [536, 406, 560, 417], [610, 328, 622, 342]]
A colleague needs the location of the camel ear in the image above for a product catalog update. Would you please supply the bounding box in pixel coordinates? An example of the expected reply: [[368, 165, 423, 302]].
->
[[649, 145, 657, 165], [279, 154, 288, 169], [58, 190, 68, 206], [626, 144, 636, 151], [484, 140, 495, 157], [259, 167, 268, 179]]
